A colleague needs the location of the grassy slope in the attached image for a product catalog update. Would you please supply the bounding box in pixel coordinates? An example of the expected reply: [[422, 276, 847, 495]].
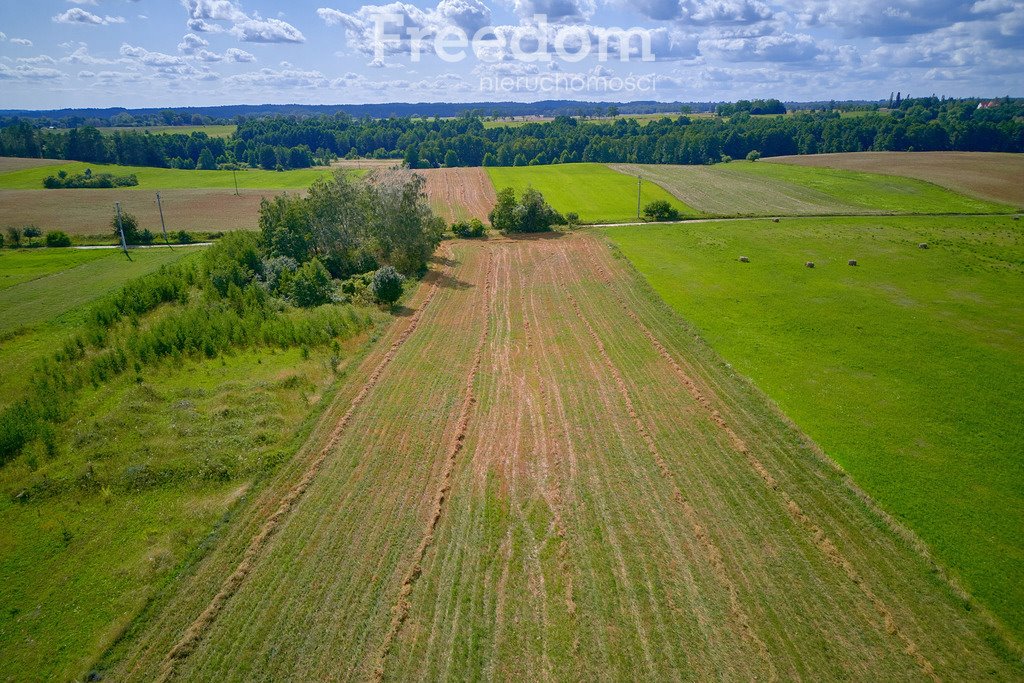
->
[[731, 160, 1014, 214], [485, 163, 696, 223], [602, 215, 1024, 640], [0, 248, 111, 290], [0, 162, 334, 191], [0, 246, 387, 680], [0, 248, 197, 335], [103, 237, 1018, 681]]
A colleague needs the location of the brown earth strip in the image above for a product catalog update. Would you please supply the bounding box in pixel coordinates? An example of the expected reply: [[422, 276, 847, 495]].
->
[[0, 156, 64, 172], [155, 248, 454, 682], [0, 188, 279, 235], [416, 167, 497, 223]]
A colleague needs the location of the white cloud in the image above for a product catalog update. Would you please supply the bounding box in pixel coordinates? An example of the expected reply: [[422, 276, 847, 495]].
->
[[53, 8, 126, 26], [182, 0, 305, 42], [230, 18, 306, 43], [10, 38, 34, 46], [178, 33, 209, 54]]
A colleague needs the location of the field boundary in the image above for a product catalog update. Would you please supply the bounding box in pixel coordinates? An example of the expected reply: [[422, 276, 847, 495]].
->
[[154, 250, 454, 682]]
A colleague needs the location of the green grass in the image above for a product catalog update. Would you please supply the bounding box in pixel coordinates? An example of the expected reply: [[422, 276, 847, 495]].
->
[[0, 162, 335, 191], [100, 125, 237, 138], [731, 161, 1013, 214], [485, 163, 696, 223], [0, 344, 363, 681], [0, 247, 199, 335], [602, 215, 1024, 641], [0, 248, 111, 290]]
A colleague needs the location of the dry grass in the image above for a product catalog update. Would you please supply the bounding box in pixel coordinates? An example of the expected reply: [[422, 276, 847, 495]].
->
[[416, 167, 497, 223], [767, 152, 1024, 208], [0, 188, 294, 236], [101, 236, 1021, 681]]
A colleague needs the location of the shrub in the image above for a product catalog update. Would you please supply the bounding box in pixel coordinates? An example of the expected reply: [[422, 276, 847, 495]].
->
[[746, 150, 762, 161], [6, 227, 21, 248], [566, 212, 580, 227], [111, 211, 146, 245], [452, 218, 486, 238], [45, 231, 72, 247], [23, 227, 42, 246], [643, 200, 681, 222], [371, 265, 405, 305], [0, 233, 4, 249], [291, 258, 334, 308], [175, 230, 194, 244]]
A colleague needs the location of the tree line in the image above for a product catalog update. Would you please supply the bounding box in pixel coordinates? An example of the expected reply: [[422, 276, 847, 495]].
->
[[1, 97, 1020, 169]]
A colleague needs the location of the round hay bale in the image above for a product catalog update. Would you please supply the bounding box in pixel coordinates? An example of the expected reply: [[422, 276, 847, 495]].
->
[[848, 259, 858, 266], [805, 261, 815, 268], [918, 242, 929, 249], [772, 218, 780, 223], [739, 256, 750, 263]]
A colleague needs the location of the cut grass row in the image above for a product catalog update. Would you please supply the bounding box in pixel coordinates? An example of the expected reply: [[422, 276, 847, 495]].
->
[[486, 163, 696, 223], [101, 234, 1020, 680], [602, 215, 1024, 642]]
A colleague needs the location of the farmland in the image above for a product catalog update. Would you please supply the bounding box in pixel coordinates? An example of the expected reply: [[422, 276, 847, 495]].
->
[[615, 161, 1015, 217], [768, 151, 1024, 208], [0, 162, 335, 191], [89, 233, 1020, 681], [486, 163, 695, 223], [602, 215, 1024, 640], [417, 167, 497, 223], [100, 125, 237, 138]]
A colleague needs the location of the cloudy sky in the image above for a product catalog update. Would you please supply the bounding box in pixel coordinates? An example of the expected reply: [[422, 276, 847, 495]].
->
[[0, 0, 1021, 109]]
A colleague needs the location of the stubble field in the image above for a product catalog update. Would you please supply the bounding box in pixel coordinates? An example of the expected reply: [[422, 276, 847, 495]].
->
[[98, 234, 1020, 681]]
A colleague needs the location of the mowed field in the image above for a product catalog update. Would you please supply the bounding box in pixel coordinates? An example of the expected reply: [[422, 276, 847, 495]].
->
[[614, 160, 1014, 217], [417, 167, 497, 223], [768, 151, 1024, 208], [0, 188, 289, 237], [486, 163, 695, 223], [0, 161, 334, 190], [100, 125, 237, 138], [98, 234, 1019, 681], [603, 215, 1024, 641]]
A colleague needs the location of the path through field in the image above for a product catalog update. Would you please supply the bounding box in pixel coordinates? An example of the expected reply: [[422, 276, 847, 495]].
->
[[105, 234, 1019, 681]]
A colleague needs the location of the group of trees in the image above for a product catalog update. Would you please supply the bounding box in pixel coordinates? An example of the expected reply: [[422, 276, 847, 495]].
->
[[2, 97, 1020, 170], [43, 168, 138, 189], [489, 187, 564, 233]]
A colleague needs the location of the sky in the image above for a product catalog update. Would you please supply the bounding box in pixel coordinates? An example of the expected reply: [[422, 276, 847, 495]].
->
[[0, 0, 1021, 109]]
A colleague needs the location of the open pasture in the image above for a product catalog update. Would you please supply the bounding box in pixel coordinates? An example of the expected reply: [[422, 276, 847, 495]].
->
[[0, 157, 65, 173], [98, 234, 1019, 681], [611, 163, 869, 216], [603, 215, 1024, 641], [416, 167, 497, 223], [768, 151, 1024, 208], [0, 188, 285, 237], [486, 163, 696, 223], [730, 160, 1013, 214], [0, 162, 335, 191], [99, 125, 237, 138]]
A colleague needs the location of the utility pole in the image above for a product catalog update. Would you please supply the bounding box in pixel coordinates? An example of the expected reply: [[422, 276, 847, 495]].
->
[[115, 202, 131, 260], [233, 169, 240, 197], [156, 192, 172, 248], [637, 175, 642, 220]]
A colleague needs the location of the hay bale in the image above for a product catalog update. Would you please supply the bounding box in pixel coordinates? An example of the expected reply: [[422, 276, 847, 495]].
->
[[848, 259, 858, 266], [739, 256, 750, 263], [772, 218, 780, 223], [918, 242, 929, 249], [805, 261, 815, 268]]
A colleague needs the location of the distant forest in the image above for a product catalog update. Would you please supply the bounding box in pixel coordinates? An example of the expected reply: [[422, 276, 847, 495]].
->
[[0, 97, 1020, 169]]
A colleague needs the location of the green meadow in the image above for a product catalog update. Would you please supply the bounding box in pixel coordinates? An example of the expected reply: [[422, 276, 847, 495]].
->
[[486, 163, 696, 223], [602, 214, 1024, 641], [0, 162, 335, 191]]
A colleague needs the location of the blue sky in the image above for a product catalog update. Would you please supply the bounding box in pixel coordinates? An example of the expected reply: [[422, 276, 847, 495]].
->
[[0, 0, 1021, 108]]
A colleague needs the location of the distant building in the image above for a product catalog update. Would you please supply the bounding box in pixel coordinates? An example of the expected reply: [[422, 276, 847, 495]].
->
[[977, 100, 1000, 110]]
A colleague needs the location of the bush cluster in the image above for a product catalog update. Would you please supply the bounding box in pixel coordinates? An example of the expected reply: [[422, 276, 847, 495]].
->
[[43, 168, 138, 189], [489, 187, 564, 233]]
